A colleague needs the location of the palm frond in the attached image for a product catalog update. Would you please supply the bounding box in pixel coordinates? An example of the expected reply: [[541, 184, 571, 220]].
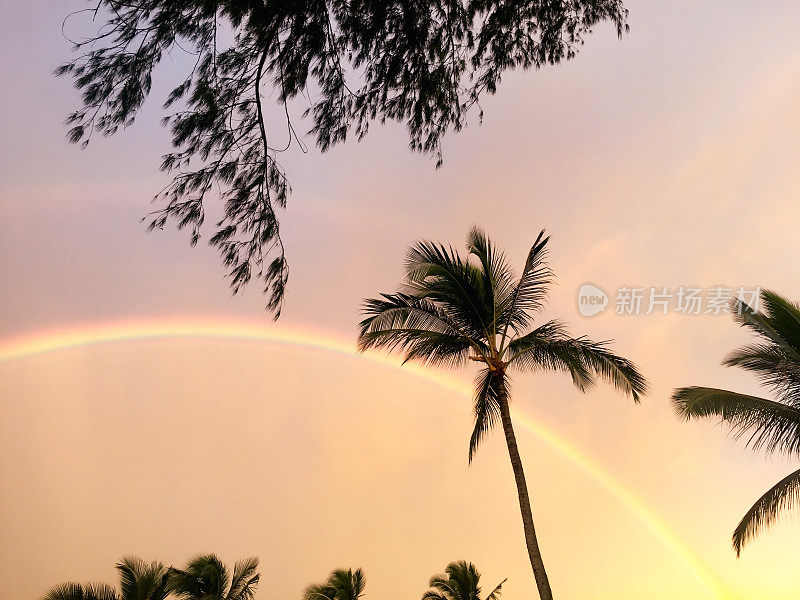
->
[[421, 591, 450, 600], [86, 584, 119, 600], [403, 239, 492, 337], [149, 567, 172, 600], [42, 583, 118, 600], [116, 556, 168, 600], [505, 320, 593, 390], [677, 290, 800, 553], [466, 226, 517, 333], [42, 583, 84, 600], [360, 293, 469, 338], [351, 569, 366, 600], [359, 293, 480, 366], [733, 290, 800, 362], [498, 230, 552, 343], [337, 568, 364, 600], [672, 387, 800, 455], [303, 583, 334, 600], [732, 467, 800, 555], [426, 573, 462, 600], [485, 578, 506, 600], [165, 568, 197, 599], [304, 569, 364, 600], [723, 343, 800, 401], [171, 554, 229, 600], [506, 322, 646, 401], [361, 327, 472, 367], [117, 557, 142, 600], [569, 339, 648, 402], [423, 561, 488, 600], [424, 576, 458, 600], [448, 561, 479, 600], [468, 369, 502, 463], [228, 557, 259, 600]]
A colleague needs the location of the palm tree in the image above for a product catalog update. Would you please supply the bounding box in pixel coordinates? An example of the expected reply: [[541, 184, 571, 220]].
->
[[673, 289, 800, 555], [169, 555, 259, 600], [303, 568, 365, 600], [41, 556, 171, 600], [421, 561, 505, 600], [358, 227, 647, 600]]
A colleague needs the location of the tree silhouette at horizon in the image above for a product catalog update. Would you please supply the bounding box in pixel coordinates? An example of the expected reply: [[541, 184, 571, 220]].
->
[[422, 561, 505, 600], [41, 556, 171, 600]]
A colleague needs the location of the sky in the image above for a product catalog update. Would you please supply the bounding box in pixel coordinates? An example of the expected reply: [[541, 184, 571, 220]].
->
[[3, 1, 800, 598]]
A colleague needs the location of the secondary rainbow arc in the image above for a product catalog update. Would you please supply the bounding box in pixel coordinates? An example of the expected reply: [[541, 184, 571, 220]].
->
[[0, 317, 729, 599]]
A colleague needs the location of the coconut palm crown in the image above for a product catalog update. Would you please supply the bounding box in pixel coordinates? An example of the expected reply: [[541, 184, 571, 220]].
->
[[673, 289, 800, 555], [303, 568, 365, 600], [169, 555, 259, 600], [358, 227, 648, 600], [41, 556, 171, 600], [421, 561, 505, 600]]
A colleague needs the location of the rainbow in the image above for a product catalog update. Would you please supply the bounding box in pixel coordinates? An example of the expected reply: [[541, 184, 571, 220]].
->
[[0, 318, 729, 598]]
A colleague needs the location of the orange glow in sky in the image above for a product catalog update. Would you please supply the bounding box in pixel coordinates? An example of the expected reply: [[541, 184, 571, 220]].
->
[[3, 1, 800, 599]]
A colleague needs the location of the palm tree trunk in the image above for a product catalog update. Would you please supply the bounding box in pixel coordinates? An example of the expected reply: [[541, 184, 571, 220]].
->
[[495, 374, 553, 600]]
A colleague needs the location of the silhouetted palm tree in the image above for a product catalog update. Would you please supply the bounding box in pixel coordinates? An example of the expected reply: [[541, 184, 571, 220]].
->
[[358, 227, 648, 600], [303, 568, 365, 600], [673, 289, 800, 555], [422, 561, 505, 600], [169, 555, 259, 600], [41, 556, 170, 600]]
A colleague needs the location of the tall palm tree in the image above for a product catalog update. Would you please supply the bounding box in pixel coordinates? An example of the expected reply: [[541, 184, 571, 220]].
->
[[673, 289, 800, 555], [169, 555, 259, 600], [303, 568, 365, 600], [358, 227, 648, 600], [421, 561, 505, 600], [41, 556, 171, 600]]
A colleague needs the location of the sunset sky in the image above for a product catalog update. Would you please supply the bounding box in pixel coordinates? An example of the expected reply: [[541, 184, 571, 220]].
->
[[3, 1, 800, 599]]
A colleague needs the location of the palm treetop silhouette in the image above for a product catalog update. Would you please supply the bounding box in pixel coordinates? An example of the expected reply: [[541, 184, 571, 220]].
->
[[41, 556, 171, 600], [673, 289, 800, 555], [421, 561, 505, 600], [358, 226, 648, 600], [303, 568, 365, 600]]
